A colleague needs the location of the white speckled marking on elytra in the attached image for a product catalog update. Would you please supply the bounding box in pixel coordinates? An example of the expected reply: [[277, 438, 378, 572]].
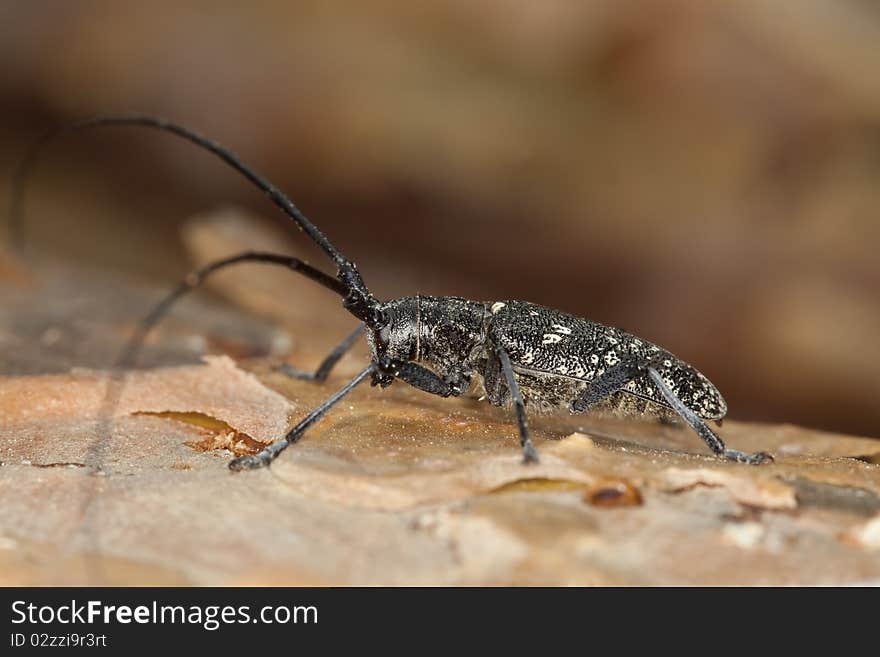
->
[[542, 333, 562, 345], [552, 323, 572, 335], [521, 351, 535, 365], [556, 365, 569, 374], [604, 351, 620, 366], [529, 311, 540, 316], [491, 302, 506, 314]]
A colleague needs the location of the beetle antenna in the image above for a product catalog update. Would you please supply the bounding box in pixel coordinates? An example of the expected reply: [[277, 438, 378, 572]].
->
[[115, 250, 349, 370], [8, 115, 383, 327]]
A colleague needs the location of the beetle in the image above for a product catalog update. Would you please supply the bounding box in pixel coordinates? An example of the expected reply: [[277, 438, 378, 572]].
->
[[10, 116, 773, 470]]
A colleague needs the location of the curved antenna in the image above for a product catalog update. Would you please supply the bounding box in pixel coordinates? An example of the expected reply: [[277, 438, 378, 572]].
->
[[9, 115, 383, 327], [115, 250, 348, 370]]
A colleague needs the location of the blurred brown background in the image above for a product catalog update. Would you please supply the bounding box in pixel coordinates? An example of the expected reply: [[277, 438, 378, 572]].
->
[[2, 0, 880, 437]]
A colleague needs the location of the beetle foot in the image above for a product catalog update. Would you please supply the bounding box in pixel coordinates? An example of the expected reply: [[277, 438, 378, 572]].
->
[[229, 452, 273, 471], [522, 444, 540, 465], [722, 449, 774, 465]]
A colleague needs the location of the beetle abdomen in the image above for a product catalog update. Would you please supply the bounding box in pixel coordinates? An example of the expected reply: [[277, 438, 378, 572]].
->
[[485, 300, 727, 420]]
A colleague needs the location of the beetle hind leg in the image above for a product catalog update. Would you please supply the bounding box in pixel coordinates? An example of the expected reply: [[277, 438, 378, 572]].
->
[[569, 363, 772, 465], [644, 368, 772, 464]]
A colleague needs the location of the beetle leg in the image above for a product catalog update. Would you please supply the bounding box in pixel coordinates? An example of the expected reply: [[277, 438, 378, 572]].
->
[[495, 345, 539, 464], [229, 363, 376, 471], [276, 325, 364, 383], [645, 368, 773, 465], [377, 357, 462, 397], [570, 362, 772, 465], [570, 360, 647, 413]]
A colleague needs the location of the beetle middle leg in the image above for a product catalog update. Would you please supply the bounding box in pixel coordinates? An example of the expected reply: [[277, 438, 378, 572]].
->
[[571, 362, 772, 465], [494, 346, 540, 464]]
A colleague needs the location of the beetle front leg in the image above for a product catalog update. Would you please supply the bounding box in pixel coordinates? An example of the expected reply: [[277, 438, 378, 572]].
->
[[276, 325, 363, 383], [377, 357, 461, 397], [230, 363, 376, 471]]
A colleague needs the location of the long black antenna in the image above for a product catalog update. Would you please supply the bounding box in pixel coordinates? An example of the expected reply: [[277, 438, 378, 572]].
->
[[114, 250, 349, 371], [8, 115, 383, 327]]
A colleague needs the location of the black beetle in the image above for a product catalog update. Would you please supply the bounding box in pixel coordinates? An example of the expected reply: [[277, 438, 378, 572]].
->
[[10, 116, 772, 470]]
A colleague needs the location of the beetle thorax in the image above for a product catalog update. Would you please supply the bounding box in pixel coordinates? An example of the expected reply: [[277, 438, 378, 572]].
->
[[369, 296, 487, 375]]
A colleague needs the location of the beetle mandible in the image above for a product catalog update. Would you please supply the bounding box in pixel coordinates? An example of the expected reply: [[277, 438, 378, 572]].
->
[[10, 116, 773, 470]]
